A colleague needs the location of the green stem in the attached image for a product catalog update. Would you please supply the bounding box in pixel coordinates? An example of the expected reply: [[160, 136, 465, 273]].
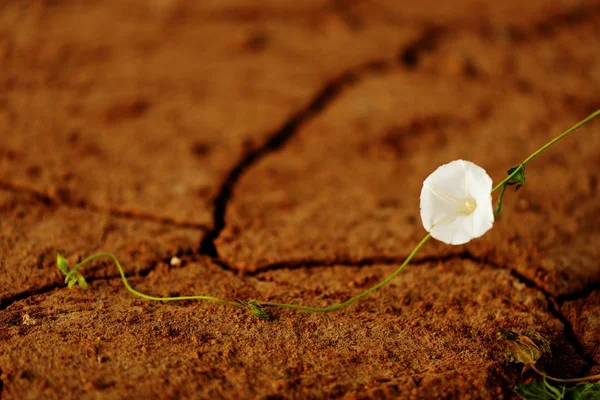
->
[[65, 253, 241, 308], [263, 109, 600, 313], [492, 109, 600, 194], [263, 233, 432, 312], [62, 109, 600, 316], [531, 364, 600, 384], [494, 183, 508, 217]]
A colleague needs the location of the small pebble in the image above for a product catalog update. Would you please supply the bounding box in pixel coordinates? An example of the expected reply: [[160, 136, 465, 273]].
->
[[22, 314, 37, 325], [170, 256, 181, 267]]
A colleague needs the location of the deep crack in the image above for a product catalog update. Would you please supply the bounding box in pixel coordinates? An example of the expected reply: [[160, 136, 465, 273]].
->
[[546, 298, 596, 372], [247, 249, 596, 371], [558, 281, 600, 304], [472, 3, 600, 43], [398, 26, 442, 68], [530, 2, 600, 39], [200, 27, 450, 258], [465, 254, 596, 371], [499, 5, 600, 42], [198, 56, 400, 257], [0, 251, 193, 311], [3, 243, 595, 374], [248, 250, 470, 276], [247, 250, 551, 298], [0, 283, 61, 311]]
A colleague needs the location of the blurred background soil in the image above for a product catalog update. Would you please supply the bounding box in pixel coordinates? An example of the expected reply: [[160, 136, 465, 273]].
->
[[1, 1, 600, 398]]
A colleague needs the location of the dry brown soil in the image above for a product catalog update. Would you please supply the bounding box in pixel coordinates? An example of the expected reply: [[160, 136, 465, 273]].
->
[[1, 1, 600, 399]]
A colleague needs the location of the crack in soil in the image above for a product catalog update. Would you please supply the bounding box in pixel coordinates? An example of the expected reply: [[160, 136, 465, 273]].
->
[[453, 2, 600, 43], [398, 26, 443, 68], [0, 244, 250, 313], [0, 253, 177, 312], [0, 179, 209, 231], [198, 56, 400, 257], [470, 255, 597, 371], [247, 250, 470, 276], [249, 249, 596, 371], [523, 2, 600, 40], [198, 27, 451, 258], [3, 244, 595, 375], [558, 282, 600, 304], [546, 298, 597, 373], [0, 283, 61, 312], [462, 254, 596, 371], [247, 250, 557, 303]]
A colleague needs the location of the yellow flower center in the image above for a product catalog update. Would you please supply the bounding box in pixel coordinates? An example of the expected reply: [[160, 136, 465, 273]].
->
[[461, 198, 477, 215]]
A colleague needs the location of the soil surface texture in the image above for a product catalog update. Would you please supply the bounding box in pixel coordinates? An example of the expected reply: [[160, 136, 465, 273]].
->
[[1, 1, 600, 399]]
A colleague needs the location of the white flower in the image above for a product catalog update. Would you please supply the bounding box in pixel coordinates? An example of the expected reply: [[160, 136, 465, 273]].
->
[[420, 160, 494, 245]]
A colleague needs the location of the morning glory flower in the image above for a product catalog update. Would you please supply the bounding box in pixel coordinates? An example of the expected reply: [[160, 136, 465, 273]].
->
[[420, 160, 494, 245]]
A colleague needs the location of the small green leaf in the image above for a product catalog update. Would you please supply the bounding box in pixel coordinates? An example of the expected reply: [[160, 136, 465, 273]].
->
[[247, 300, 270, 320], [507, 165, 526, 191], [497, 329, 550, 365], [77, 274, 88, 290], [57, 252, 69, 275], [495, 165, 527, 217], [67, 278, 77, 289], [238, 300, 270, 320]]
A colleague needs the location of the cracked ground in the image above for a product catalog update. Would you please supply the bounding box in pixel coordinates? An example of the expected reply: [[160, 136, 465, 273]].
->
[[1, 1, 600, 399]]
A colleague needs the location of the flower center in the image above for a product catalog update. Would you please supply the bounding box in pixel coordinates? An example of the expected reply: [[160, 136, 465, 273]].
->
[[460, 198, 477, 215]]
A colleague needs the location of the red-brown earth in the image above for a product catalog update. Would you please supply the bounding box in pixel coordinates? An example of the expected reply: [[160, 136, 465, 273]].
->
[[1, 1, 600, 399]]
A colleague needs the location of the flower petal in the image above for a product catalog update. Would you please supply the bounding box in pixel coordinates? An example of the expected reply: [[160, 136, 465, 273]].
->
[[420, 159, 494, 245], [422, 160, 469, 201], [420, 185, 461, 232], [429, 215, 474, 245], [471, 194, 494, 239], [465, 161, 493, 198]]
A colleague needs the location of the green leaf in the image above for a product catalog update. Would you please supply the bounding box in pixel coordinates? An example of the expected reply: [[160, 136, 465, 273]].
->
[[238, 300, 270, 320], [57, 252, 69, 275], [507, 165, 526, 191], [516, 380, 600, 400], [497, 329, 551, 365], [77, 274, 88, 290], [495, 165, 527, 217], [67, 278, 77, 289]]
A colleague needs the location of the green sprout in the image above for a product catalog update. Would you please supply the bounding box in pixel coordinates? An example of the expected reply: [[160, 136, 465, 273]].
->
[[237, 300, 270, 320], [57, 252, 88, 290], [57, 252, 245, 310]]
